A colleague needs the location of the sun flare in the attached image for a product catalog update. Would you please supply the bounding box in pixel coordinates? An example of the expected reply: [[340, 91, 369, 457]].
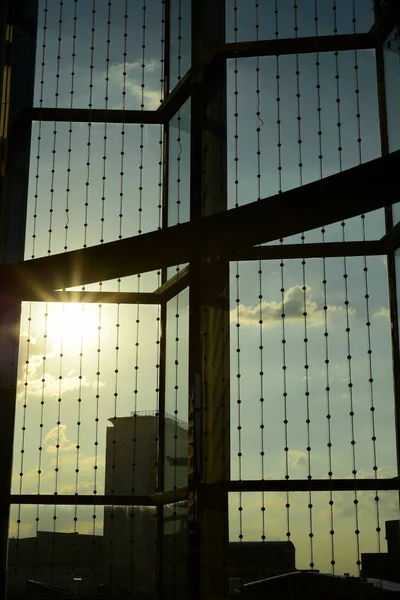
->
[[46, 303, 100, 349]]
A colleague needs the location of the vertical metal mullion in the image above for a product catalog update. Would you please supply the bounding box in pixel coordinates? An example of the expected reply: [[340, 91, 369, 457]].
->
[[189, 1, 229, 599], [0, 2, 38, 598], [188, 1, 205, 596], [157, 1, 171, 597], [376, 40, 400, 485]]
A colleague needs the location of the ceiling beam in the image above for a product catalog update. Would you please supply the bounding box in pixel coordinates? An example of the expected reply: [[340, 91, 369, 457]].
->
[[229, 240, 385, 262], [13, 290, 161, 304], [228, 478, 400, 493], [217, 32, 374, 60], [27, 107, 162, 125], [1, 151, 398, 295]]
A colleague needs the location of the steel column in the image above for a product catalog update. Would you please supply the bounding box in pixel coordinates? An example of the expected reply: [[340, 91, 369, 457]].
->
[[375, 37, 400, 495], [0, 1, 38, 598], [188, 1, 230, 599]]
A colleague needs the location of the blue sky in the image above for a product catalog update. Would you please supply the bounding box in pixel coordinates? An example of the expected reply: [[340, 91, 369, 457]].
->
[[9, 0, 400, 577]]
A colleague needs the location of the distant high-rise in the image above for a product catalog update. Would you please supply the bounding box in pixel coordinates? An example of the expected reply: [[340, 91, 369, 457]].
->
[[104, 412, 188, 497], [103, 412, 188, 593]]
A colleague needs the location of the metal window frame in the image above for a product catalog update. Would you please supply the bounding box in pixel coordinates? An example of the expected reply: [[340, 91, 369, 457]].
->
[[2, 3, 400, 599]]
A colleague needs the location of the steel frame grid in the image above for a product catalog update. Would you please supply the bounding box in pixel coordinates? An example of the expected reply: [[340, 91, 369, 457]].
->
[[1, 2, 400, 600]]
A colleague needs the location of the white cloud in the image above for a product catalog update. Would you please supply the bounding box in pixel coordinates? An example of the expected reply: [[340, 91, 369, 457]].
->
[[372, 306, 390, 320], [232, 286, 354, 327], [17, 351, 106, 401], [109, 60, 162, 110], [44, 425, 76, 454], [288, 450, 308, 468]]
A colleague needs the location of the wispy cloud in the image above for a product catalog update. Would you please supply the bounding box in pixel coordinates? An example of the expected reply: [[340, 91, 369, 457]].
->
[[372, 306, 390, 320], [108, 60, 162, 109], [44, 425, 76, 454], [232, 286, 354, 327], [17, 343, 106, 401], [288, 450, 308, 468]]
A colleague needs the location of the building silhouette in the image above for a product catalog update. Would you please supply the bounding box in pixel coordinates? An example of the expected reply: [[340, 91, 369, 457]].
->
[[7, 531, 103, 595], [7, 533, 298, 597], [103, 412, 188, 594], [361, 520, 400, 583]]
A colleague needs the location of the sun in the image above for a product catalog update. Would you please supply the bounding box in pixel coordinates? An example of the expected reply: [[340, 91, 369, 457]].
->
[[46, 303, 100, 350]]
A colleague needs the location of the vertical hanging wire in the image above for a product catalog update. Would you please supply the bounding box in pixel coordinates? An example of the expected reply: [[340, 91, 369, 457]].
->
[[362, 213, 382, 557], [36, 308, 49, 555], [314, 8, 336, 568], [273, 0, 291, 559], [157, 0, 169, 592], [15, 0, 49, 559], [302, 257, 315, 569], [128, 0, 148, 587], [27, 2, 49, 565], [64, 0, 77, 253], [84, 0, 99, 575], [322, 240, 336, 574], [280, 258, 291, 547], [100, 0, 111, 246], [342, 228, 361, 574], [170, 0, 181, 552], [352, 0, 381, 571], [73, 305, 85, 577], [275, 1, 282, 198], [351, 0, 367, 243], [48, 1, 65, 583], [332, 0, 362, 571], [169, 288, 181, 598], [62, 4, 79, 579], [254, 0, 267, 571], [313, 12, 336, 564], [31, 0, 47, 261], [177, 0, 182, 83], [155, 5, 165, 560], [232, 0, 244, 581], [154, 9, 165, 578], [293, 0, 315, 569], [47, 0, 63, 258], [333, 0, 343, 173], [293, 2, 303, 193], [92, 0, 112, 578], [83, 0, 96, 251], [35, 0, 55, 532], [51, 304, 65, 587], [106, 0, 128, 586]]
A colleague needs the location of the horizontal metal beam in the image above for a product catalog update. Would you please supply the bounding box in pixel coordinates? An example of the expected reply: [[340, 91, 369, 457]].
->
[[20, 71, 193, 129], [218, 32, 374, 60], [9, 494, 154, 507], [9, 487, 188, 507], [26, 107, 163, 125], [9, 479, 399, 505], [229, 240, 385, 262], [1, 151, 398, 295], [228, 478, 400, 493], [15, 290, 161, 304]]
